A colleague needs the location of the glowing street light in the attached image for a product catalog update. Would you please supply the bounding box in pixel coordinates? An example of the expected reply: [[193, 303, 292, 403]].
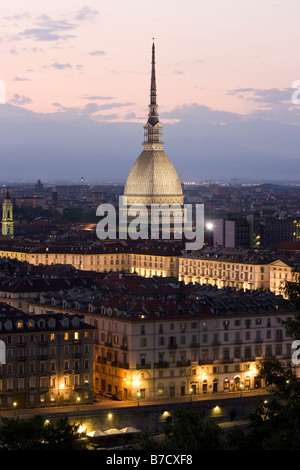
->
[[76, 396, 81, 411]]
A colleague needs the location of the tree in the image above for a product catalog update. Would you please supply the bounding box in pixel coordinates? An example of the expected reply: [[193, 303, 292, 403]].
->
[[225, 275, 300, 450], [132, 407, 223, 451], [281, 273, 300, 311], [0, 415, 86, 450], [163, 407, 223, 450], [0, 415, 44, 450], [280, 274, 300, 340], [243, 392, 300, 450], [40, 416, 86, 450]]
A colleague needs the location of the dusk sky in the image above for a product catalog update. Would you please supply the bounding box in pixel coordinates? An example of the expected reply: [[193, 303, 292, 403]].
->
[[1, 0, 300, 182]]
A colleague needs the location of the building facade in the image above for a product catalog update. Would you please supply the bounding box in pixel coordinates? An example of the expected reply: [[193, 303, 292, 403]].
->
[[0, 308, 95, 410], [0, 242, 181, 278], [178, 248, 294, 294], [27, 288, 297, 402], [0, 243, 295, 295], [90, 306, 296, 400]]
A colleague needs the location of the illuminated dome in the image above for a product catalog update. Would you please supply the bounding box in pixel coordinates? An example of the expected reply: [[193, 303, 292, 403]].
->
[[123, 41, 183, 207], [124, 149, 183, 206]]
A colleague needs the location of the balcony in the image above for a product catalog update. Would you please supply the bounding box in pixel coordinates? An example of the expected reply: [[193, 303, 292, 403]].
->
[[154, 361, 169, 368], [190, 342, 200, 348], [265, 354, 275, 360], [168, 342, 177, 349], [241, 356, 255, 362], [38, 354, 48, 361], [177, 360, 191, 367], [97, 356, 107, 364], [73, 353, 82, 358], [222, 357, 232, 363], [198, 359, 213, 365], [110, 361, 129, 369], [16, 355, 26, 362], [136, 363, 151, 369]]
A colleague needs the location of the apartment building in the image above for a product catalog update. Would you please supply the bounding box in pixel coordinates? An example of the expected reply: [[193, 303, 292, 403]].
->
[[92, 296, 295, 400], [0, 306, 95, 410], [27, 283, 296, 401], [0, 278, 95, 313], [179, 247, 294, 294], [0, 240, 180, 278], [0, 241, 295, 295]]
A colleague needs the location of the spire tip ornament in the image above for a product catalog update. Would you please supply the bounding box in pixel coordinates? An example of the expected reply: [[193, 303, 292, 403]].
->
[[143, 40, 163, 150]]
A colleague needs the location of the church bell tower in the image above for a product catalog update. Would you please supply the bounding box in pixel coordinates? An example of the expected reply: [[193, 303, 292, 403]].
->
[[2, 190, 14, 238]]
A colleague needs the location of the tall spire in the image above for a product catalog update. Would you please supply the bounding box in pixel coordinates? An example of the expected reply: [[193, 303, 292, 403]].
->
[[149, 39, 158, 120], [143, 39, 163, 150]]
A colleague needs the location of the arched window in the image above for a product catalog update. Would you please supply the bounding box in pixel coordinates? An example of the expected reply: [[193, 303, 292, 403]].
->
[[234, 375, 241, 392], [244, 376, 250, 390], [223, 378, 229, 391]]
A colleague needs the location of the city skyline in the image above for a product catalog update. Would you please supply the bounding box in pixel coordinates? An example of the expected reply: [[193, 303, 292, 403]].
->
[[0, 0, 300, 181]]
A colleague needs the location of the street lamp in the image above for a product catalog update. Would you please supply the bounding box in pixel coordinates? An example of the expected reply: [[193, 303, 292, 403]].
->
[[13, 401, 17, 417], [137, 391, 141, 406], [76, 396, 80, 411]]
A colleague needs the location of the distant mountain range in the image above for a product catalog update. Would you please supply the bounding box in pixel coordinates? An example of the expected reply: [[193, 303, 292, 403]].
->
[[0, 104, 299, 183]]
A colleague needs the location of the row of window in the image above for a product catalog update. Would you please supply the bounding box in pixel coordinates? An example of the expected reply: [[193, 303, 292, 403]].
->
[[97, 322, 287, 348], [0, 317, 82, 331], [141, 363, 253, 379], [5, 343, 90, 358], [182, 260, 258, 271], [184, 269, 255, 279], [136, 342, 292, 367], [138, 318, 283, 335], [3, 331, 88, 343], [152, 329, 285, 346], [0, 373, 90, 392], [140, 335, 283, 349], [2, 358, 91, 374]]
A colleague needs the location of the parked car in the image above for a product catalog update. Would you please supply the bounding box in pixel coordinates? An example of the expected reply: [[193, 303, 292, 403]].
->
[[111, 394, 122, 401]]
